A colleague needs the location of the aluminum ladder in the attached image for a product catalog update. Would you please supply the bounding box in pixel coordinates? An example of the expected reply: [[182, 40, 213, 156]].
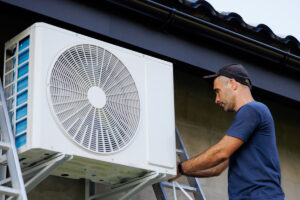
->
[[152, 127, 206, 200], [0, 78, 27, 200]]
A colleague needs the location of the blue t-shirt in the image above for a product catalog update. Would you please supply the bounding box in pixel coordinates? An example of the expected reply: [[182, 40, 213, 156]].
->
[[226, 101, 284, 200]]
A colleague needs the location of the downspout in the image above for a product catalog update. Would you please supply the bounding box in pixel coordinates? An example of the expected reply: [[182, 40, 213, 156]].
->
[[104, 0, 300, 73]]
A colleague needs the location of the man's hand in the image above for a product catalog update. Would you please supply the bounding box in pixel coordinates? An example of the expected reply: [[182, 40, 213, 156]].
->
[[168, 162, 182, 182]]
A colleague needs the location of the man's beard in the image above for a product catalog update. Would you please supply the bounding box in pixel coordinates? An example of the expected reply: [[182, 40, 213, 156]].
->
[[223, 102, 235, 112]]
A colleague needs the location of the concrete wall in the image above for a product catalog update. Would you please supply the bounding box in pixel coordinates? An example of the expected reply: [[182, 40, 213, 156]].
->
[[28, 176, 84, 200], [170, 68, 300, 200], [28, 67, 300, 199]]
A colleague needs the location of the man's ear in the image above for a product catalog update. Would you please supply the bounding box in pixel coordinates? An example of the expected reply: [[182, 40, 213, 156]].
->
[[229, 79, 238, 90]]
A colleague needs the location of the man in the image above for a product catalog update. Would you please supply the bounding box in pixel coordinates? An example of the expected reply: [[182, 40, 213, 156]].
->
[[169, 64, 285, 200]]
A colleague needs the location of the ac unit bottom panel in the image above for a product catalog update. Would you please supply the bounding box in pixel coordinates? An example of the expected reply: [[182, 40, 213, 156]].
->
[[18, 149, 150, 185]]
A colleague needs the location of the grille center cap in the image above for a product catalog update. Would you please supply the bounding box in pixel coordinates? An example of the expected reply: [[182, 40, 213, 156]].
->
[[87, 86, 106, 108]]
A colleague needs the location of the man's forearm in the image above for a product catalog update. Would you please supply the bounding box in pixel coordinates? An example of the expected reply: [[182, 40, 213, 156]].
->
[[183, 159, 228, 178], [182, 143, 228, 173], [179, 135, 243, 176]]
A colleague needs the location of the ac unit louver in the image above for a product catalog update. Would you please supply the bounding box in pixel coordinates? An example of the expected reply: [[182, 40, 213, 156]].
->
[[3, 23, 176, 184]]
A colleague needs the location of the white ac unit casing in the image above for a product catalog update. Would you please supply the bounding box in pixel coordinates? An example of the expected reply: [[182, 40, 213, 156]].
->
[[3, 23, 176, 184]]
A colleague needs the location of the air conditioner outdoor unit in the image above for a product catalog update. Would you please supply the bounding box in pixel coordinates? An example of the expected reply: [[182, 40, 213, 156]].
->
[[2, 23, 176, 185]]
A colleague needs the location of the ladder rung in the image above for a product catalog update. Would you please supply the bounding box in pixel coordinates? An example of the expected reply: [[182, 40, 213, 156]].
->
[[176, 148, 184, 154], [161, 181, 198, 192], [0, 186, 19, 196], [0, 155, 7, 165], [0, 142, 10, 150]]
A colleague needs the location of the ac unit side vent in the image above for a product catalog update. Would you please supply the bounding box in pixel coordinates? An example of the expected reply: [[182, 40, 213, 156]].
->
[[3, 35, 30, 148]]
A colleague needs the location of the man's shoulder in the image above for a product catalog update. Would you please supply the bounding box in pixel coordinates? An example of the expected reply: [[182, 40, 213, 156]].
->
[[240, 101, 273, 122], [238, 101, 271, 119], [242, 101, 269, 112]]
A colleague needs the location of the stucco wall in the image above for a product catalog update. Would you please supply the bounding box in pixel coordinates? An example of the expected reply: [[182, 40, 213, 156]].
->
[[28, 67, 300, 199]]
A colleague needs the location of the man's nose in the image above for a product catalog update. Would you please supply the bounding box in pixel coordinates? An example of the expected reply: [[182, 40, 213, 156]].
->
[[215, 96, 219, 104]]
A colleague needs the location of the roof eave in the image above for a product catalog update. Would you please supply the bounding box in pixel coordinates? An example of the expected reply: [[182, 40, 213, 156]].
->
[[104, 0, 300, 74]]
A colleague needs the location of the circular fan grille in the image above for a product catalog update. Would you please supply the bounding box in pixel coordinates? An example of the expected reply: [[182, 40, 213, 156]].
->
[[48, 44, 140, 154]]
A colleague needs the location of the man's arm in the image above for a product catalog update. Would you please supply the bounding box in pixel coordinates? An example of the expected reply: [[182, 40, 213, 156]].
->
[[182, 135, 243, 174], [184, 159, 228, 178], [168, 157, 229, 182]]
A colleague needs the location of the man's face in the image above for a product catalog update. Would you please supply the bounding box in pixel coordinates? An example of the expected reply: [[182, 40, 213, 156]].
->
[[213, 76, 235, 112]]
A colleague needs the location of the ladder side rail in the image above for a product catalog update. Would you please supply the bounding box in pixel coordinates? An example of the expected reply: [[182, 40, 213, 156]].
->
[[175, 127, 190, 161], [0, 79, 28, 200], [0, 166, 7, 200], [175, 127, 206, 200]]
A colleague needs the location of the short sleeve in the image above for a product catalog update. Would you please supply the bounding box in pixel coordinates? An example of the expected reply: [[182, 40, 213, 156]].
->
[[226, 106, 260, 142]]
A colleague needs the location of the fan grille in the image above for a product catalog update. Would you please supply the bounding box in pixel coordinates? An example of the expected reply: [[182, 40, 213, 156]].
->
[[48, 44, 140, 153]]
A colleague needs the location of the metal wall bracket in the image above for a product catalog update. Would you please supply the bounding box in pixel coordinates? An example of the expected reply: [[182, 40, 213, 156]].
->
[[86, 172, 166, 200], [24, 153, 73, 192], [1, 153, 72, 194]]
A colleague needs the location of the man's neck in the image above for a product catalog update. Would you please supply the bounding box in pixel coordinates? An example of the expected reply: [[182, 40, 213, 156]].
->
[[234, 92, 254, 112]]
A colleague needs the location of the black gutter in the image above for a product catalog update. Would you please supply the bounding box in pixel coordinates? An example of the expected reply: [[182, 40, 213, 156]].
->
[[104, 0, 300, 73]]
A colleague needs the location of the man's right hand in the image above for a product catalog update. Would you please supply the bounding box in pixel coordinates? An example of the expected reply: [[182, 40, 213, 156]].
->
[[168, 162, 182, 182]]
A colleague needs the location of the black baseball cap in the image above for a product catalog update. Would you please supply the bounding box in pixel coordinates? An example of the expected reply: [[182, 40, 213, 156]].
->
[[203, 64, 252, 89]]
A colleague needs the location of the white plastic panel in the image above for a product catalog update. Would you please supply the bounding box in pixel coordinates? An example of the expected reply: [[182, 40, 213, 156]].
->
[[145, 57, 176, 169]]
